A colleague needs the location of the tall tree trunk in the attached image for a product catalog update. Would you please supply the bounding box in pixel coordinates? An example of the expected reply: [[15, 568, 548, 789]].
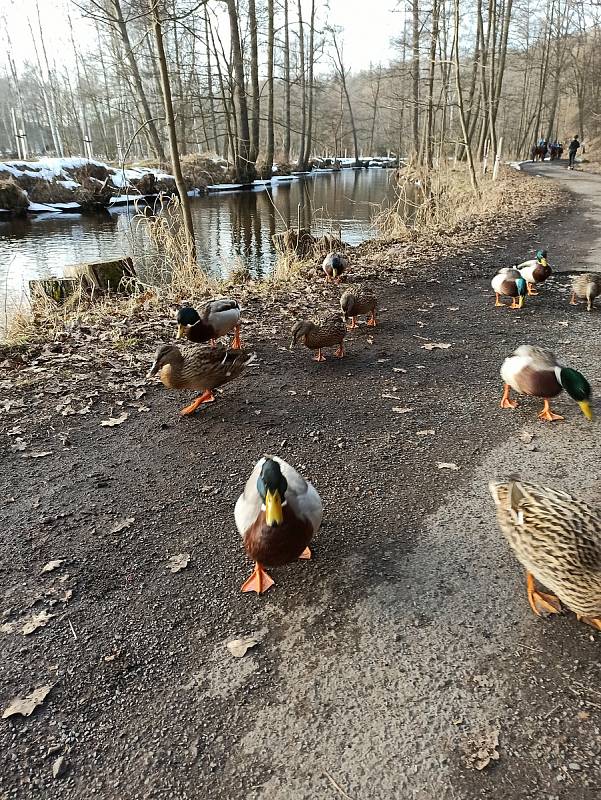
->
[[304, 0, 316, 165], [296, 0, 307, 169], [411, 0, 420, 155], [225, 0, 254, 181], [331, 32, 360, 165], [204, 8, 220, 155], [454, 0, 479, 194], [422, 0, 439, 167], [283, 0, 291, 163], [248, 0, 260, 163], [151, 3, 196, 259], [112, 0, 165, 160], [266, 0, 275, 174]]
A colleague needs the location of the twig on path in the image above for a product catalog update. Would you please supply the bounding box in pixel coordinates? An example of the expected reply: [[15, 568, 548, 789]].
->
[[68, 619, 78, 640], [324, 771, 356, 800]]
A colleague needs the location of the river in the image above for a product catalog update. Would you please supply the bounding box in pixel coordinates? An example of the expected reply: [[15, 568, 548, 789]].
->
[[0, 168, 394, 325]]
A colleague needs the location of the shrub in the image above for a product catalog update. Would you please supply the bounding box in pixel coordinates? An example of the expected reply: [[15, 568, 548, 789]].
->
[[0, 179, 29, 212]]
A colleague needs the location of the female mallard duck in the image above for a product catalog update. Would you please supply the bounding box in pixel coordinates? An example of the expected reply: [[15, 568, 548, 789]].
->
[[290, 315, 346, 362], [500, 345, 593, 422], [322, 252, 348, 283], [147, 343, 255, 415], [235, 456, 323, 593], [517, 249, 551, 296], [570, 273, 601, 311], [491, 267, 527, 309], [489, 478, 601, 630], [176, 299, 242, 349], [340, 285, 378, 329]]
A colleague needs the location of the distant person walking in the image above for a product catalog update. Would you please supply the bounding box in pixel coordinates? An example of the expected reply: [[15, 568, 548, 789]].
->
[[568, 135, 580, 170]]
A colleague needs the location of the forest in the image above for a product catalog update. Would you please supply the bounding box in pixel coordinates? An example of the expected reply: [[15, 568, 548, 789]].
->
[[1, 0, 601, 183]]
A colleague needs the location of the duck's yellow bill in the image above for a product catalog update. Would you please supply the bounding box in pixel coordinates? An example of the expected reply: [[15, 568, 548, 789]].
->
[[578, 400, 594, 420], [540, 257, 548, 267], [265, 490, 283, 526], [176, 324, 185, 339]]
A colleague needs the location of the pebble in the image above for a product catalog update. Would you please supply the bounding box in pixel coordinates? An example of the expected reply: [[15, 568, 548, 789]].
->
[[52, 756, 68, 779]]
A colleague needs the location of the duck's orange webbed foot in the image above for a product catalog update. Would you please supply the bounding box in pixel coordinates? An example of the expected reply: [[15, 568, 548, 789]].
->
[[495, 294, 504, 307], [577, 615, 601, 631], [231, 324, 243, 350], [241, 563, 274, 594], [348, 317, 357, 330], [298, 547, 312, 560], [527, 573, 562, 617], [527, 283, 538, 296], [367, 313, 377, 327], [500, 384, 518, 409], [569, 293, 578, 306], [313, 349, 326, 362], [180, 390, 215, 416], [538, 399, 564, 422], [334, 344, 345, 358]]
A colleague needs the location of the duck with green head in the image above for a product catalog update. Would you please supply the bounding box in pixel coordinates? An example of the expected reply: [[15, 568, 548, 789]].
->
[[517, 249, 551, 296], [500, 345, 593, 422], [491, 268, 527, 309]]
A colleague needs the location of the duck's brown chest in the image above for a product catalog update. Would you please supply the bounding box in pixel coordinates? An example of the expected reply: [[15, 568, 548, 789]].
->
[[518, 366, 562, 398], [244, 513, 313, 566], [500, 279, 520, 297], [533, 264, 550, 283]]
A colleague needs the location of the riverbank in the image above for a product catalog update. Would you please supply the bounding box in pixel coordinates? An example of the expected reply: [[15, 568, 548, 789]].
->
[[0, 155, 397, 216], [2, 163, 601, 800]]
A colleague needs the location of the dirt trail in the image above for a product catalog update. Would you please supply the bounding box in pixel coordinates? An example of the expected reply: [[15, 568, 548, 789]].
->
[[1, 163, 601, 799]]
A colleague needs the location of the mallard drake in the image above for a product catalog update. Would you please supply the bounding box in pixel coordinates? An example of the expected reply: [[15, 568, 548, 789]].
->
[[517, 249, 551, 296], [491, 268, 527, 309], [570, 273, 601, 311], [147, 343, 255, 415], [500, 345, 593, 422], [176, 299, 242, 349], [290, 315, 346, 362], [489, 478, 601, 630], [340, 285, 378, 329], [235, 456, 323, 593], [322, 252, 348, 283]]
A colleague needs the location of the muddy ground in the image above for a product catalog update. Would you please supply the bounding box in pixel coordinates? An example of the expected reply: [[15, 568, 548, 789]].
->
[[1, 163, 601, 799]]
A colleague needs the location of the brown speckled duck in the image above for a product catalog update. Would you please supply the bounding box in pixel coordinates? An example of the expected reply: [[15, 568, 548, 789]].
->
[[235, 456, 323, 593], [490, 478, 601, 630], [340, 285, 378, 329], [290, 315, 346, 361], [176, 299, 242, 349], [570, 273, 601, 311], [147, 343, 255, 415]]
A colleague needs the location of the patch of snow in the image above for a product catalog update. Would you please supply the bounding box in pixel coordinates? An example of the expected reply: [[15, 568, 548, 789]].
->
[[207, 183, 243, 191], [52, 202, 82, 210], [58, 179, 79, 190], [27, 202, 59, 212], [109, 194, 146, 206]]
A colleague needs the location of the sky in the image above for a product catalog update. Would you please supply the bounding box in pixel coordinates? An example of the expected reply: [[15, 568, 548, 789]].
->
[[0, 0, 401, 73]]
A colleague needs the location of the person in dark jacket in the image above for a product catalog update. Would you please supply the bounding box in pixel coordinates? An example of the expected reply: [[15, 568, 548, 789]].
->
[[568, 136, 580, 169]]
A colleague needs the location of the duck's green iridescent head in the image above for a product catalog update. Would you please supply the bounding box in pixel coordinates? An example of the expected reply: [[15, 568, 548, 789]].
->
[[559, 367, 593, 419], [535, 249, 548, 267]]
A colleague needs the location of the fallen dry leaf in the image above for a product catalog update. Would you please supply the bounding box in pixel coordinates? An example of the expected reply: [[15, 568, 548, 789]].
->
[[462, 728, 500, 771], [100, 412, 129, 427], [227, 636, 259, 658], [437, 462, 460, 470], [23, 451, 53, 459], [22, 610, 56, 635], [2, 685, 52, 719], [10, 438, 27, 452], [421, 342, 452, 351], [416, 429, 435, 436], [167, 553, 190, 573], [41, 560, 64, 573], [392, 367, 407, 373], [392, 407, 414, 414], [110, 517, 135, 534], [519, 430, 534, 444]]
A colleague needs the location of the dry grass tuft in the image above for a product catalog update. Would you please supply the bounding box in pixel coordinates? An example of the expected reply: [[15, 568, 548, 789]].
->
[[373, 163, 510, 240]]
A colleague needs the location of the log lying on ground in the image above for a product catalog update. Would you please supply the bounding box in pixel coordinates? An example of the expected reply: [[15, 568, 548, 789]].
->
[[29, 258, 137, 304], [272, 228, 345, 260]]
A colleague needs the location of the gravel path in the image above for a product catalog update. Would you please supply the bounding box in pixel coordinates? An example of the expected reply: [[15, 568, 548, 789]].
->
[[1, 163, 600, 799]]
